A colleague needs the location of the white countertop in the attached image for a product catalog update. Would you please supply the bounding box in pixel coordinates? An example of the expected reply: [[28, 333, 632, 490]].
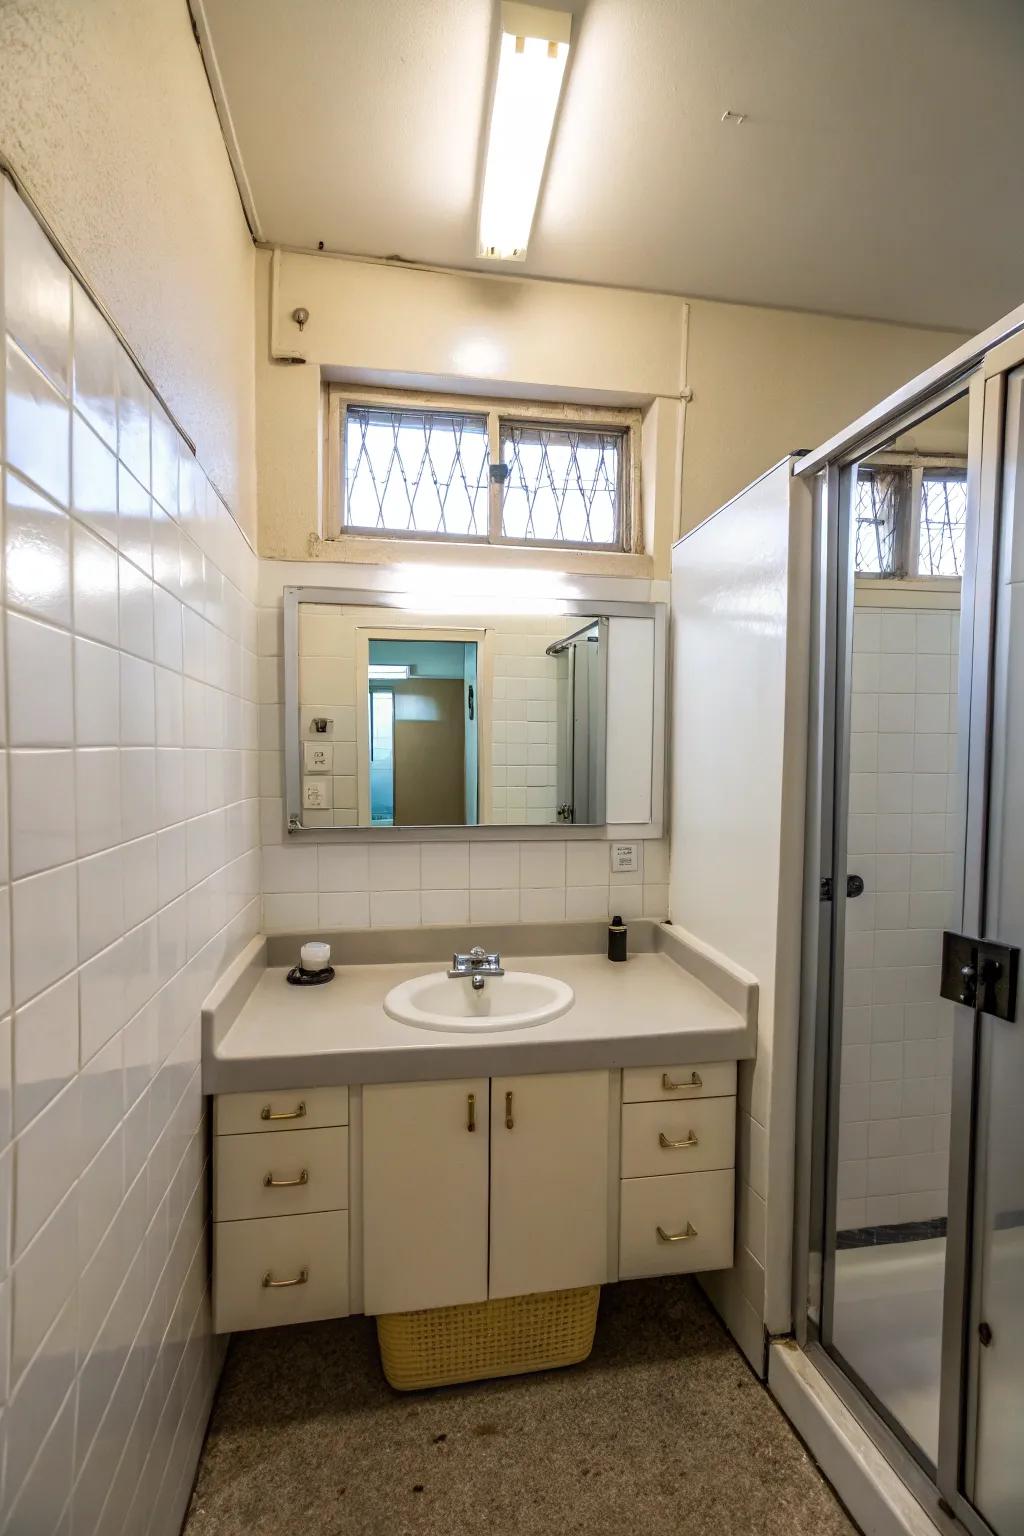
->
[[204, 944, 756, 1094]]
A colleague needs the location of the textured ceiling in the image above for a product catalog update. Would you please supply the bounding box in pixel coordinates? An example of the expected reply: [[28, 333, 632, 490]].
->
[[198, 0, 1024, 331]]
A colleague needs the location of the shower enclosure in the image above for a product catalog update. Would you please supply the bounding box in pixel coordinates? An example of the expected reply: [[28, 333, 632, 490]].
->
[[796, 319, 1024, 1536]]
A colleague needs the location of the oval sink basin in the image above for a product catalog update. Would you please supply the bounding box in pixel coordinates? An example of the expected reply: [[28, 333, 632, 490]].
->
[[384, 971, 574, 1033]]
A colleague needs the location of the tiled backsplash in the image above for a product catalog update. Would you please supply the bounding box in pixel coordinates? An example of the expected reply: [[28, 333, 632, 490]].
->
[[838, 601, 959, 1232], [0, 181, 260, 1533], [260, 603, 670, 926], [260, 834, 671, 932]]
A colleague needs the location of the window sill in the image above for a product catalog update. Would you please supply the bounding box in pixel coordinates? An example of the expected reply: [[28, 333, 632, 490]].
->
[[854, 574, 961, 609], [311, 532, 654, 579]]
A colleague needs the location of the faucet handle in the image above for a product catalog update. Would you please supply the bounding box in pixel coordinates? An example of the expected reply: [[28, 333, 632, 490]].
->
[[469, 945, 489, 962]]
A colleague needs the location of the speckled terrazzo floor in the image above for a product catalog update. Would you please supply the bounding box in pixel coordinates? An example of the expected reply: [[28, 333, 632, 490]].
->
[[183, 1277, 858, 1536]]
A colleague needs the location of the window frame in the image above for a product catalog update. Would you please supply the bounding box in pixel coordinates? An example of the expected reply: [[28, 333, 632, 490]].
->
[[324, 384, 643, 553], [854, 450, 968, 579]]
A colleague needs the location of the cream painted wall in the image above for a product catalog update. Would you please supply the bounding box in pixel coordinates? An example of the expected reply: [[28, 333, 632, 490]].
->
[[0, 0, 257, 539], [257, 248, 963, 573], [256, 248, 686, 572], [682, 300, 965, 531]]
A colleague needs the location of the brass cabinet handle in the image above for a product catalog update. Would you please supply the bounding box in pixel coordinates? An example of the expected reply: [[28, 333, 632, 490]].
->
[[260, 1101, 307, 1122], [263, 1169, 309, 1188], [262, 1267, 309, 1288], [656, 1222, 698, 1244], [467, 1093, 476, 1132], [658, 1131, 699, 1150], [505, 1090, 514, 1130], [661, 1072, 702, 1092]]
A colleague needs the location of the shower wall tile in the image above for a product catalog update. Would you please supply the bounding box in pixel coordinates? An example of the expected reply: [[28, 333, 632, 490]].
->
[[0, 180, 260, 1536], [838, 601, 959, 1232]]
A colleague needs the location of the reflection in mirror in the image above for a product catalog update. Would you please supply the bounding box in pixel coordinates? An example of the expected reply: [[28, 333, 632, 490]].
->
[[295, 603, 606, 829]]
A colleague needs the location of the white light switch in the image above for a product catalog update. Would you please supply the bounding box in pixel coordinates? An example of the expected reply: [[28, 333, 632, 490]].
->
[[303, 778, 331, 810], [304, 741, 333, 774], [610, 842, 639, 874]]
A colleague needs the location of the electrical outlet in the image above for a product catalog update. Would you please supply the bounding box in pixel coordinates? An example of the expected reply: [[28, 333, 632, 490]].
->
[[303, 778, 331, 810], [304, 741, 333, 774], [610, 842, 639, 874]]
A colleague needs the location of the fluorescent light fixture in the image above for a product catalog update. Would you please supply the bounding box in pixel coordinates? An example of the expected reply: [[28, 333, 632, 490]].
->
[[368, 664, 411, 680], [478, 2, 571, 261]]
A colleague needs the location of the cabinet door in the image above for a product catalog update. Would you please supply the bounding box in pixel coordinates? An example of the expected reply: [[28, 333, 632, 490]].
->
[[489, 1070, 610, 1300], [363, 1078, 489, 1314]]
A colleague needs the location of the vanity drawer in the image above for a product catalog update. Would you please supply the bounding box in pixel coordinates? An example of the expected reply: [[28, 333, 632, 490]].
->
[[213, 1211, 349, 1333], [214, 1086, 349, 1135], [620, 1096, 736, 1179], [214, 1127, 349, 1221], [621, 1061, 736, 1103], [619, 1169, 734, 1279]]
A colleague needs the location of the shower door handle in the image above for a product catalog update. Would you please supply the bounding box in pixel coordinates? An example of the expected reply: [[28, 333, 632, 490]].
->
[[819, 874, 865, 900]]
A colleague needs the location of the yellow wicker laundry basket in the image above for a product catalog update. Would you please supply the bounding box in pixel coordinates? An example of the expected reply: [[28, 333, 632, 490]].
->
[[376, 1285, 601, 1391]]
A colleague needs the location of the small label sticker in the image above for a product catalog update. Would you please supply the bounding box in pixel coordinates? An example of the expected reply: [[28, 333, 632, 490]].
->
[[610, 842, 639, 874]]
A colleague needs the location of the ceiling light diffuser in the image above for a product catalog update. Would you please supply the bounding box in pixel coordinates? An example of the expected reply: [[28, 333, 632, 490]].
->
[[478, 2, 571, 262]]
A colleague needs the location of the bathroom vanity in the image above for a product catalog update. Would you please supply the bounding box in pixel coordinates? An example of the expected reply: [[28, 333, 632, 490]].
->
[[203, 922, 756, 1336]]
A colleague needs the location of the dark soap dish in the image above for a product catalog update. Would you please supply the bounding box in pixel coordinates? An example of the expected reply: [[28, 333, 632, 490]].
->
[[286, 965, 336, 986]]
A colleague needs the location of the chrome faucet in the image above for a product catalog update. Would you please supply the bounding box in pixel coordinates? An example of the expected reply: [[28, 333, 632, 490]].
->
[[447, 945, 505, 991]]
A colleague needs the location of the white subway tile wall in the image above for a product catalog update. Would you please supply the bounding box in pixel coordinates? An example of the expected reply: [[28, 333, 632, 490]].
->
[[0, 182, 260, 1534], [838, 603, 959, 1231], [261, 605, 670, 924], [490, 621, 562, 825]]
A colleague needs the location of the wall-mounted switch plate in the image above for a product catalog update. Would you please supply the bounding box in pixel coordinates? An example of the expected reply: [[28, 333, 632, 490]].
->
[[303, 778, 331, 810], [304, 742, 333, 774], [610, 842, 640, 874]]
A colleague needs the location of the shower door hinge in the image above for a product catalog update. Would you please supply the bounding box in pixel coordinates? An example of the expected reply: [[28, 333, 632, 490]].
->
[[940, 931, 1019, 1022], [820, 877, 833, 902]]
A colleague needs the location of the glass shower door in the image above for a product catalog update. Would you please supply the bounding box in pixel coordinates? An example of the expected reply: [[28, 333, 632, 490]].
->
[[819, 391, 972, 1471], [801, 328, 1024, 1536], [958, 362, 1024, 1535]]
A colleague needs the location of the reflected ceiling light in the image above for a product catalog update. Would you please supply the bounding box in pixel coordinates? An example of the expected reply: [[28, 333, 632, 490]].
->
[[478, 2, 571, 262], [393, 593, 571, 618], [368, 664, 411, 680], [392, 563, 576, 598]]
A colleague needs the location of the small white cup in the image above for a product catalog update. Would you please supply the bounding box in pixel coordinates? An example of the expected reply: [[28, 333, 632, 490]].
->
[[300, 941, 331, 972]]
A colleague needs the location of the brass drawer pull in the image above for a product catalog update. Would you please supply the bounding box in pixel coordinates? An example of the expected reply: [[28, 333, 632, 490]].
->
[[656, 1222, 698, 1244], [260, 1101, 307, 1122], [262, 1267, 309, 1288], [505, 1091, 514, 1130], [467, 1093, 476, 1132], [661, 1071, 702, 1092], [263, 1169, 309, 1188], [658, 1131, 699, 1150]]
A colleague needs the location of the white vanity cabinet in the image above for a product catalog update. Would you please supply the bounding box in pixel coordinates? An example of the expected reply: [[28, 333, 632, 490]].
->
[[211, 1057, 738, 1335], [488, 1071, 610, 1299], [362, 1077, 491, 1314], [362, 1069, 611, 1315], [212, 1087, 350, 1333], [617, 1061, 737, 1279]]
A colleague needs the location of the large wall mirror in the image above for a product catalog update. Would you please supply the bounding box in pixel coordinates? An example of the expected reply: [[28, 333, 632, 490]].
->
[[283, 588, 666, 838]]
